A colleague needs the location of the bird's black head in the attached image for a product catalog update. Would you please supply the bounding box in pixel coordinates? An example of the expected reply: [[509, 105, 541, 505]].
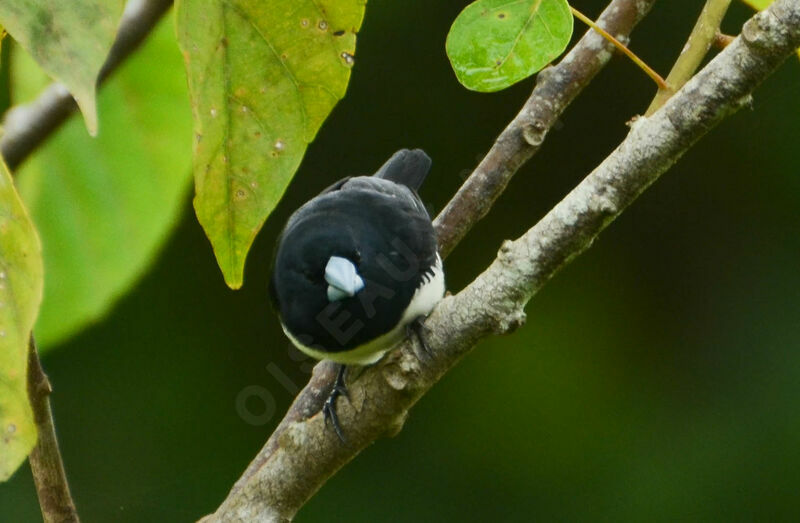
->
[[270, 209, 361, 331], [270, 178, 438, 353]]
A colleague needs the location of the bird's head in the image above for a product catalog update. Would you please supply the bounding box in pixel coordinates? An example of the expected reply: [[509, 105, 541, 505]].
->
[[271, 214, 364, 310]]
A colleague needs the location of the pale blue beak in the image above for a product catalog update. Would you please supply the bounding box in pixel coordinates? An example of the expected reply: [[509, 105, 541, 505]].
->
[[325, 256, 365, 301]]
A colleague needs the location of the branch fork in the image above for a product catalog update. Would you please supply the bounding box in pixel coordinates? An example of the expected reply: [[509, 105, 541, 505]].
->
[[203, 1, 800, 520]]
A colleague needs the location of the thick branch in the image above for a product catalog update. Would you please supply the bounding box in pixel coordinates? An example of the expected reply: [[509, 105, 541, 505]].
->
[[203, 1, 800, 521], [0, 0, 172, 170], [27, 338, 79, 523], [434, 0, 657, 258], [211, 0, 656, 514]]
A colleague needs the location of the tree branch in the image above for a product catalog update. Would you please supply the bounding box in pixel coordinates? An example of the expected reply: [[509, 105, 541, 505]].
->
[[214, 0, 656, 512], [201, 0, 800, 521], [27, 338, 79, 523], [0, 0, 172, 171], [434, 0, 657, 258]]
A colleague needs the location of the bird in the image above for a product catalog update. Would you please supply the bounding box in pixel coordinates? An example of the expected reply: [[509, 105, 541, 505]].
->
[[270, 149, 445, 440]]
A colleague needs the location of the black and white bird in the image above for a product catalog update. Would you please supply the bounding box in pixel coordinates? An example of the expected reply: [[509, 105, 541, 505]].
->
[[270, 149, 445, 438]]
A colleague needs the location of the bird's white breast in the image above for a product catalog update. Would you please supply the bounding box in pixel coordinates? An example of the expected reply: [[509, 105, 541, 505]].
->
[[399, 254, 445, 326]]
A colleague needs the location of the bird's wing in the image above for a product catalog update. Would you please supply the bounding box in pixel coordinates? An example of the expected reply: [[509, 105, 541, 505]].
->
[[372, 149, 432, 191], [340, 176, 430, 218], [317, 176, 352, 195]]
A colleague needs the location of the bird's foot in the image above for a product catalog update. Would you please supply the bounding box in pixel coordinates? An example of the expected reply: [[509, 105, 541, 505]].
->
[[406, 316, 433, 360], [322, 364, 350, 444]]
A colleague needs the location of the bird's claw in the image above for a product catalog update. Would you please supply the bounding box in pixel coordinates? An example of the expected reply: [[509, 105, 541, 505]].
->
[[322, 364, 349, 444], [407, 316, 433, 360]]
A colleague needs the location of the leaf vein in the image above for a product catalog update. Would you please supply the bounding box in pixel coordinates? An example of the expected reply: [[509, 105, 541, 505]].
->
[[221, 2, 237, 268], [496, 0, 544, 71], [221, 0, 309, 135]]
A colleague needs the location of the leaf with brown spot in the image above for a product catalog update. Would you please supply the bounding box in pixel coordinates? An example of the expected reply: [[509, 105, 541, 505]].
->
[[176, 0, 367, 288], [446, 0, 573, 92]]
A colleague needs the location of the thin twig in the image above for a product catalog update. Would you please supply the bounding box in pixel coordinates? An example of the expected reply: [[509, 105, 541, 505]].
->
[[202, 0, 800, 520], [645, 0, 732, 115], [570, 6, 668, 89], [27, 337, 79, 523], [714, 31, 737, 49], [0, 0, 173, 170]]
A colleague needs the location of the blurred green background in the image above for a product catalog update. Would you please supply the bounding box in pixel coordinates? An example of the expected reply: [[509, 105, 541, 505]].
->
[[3, 0, 800, 521]]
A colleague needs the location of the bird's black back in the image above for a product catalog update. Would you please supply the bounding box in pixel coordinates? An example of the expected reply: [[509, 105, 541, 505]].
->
[[270, 152, 437, 353]]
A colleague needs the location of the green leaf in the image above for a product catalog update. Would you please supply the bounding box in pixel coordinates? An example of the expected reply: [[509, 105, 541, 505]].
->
[[176, 0, 366, 288], [446, 0, 573, 92], [0, 160, 43, 481], [14, 16, 192, 348], [0, 0, 124, 135], [740, 0, 800, 60]]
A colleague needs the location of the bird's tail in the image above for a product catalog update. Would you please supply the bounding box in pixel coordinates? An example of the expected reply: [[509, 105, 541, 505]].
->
[[373, 149, 432, 191]]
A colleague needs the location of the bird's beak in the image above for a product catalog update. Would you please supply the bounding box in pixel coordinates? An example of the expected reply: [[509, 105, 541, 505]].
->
[[324, 256, 365, 301]]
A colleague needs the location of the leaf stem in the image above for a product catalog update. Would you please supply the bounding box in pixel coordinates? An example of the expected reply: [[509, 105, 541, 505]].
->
[[570, 6, 668, 90], [645, 0, 732, 116], [27, 337, 80, 523]]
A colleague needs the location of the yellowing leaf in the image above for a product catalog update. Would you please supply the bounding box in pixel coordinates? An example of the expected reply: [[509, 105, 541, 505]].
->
[[0, 159, 43, 481], [0, 0, 124, 135], [177, 0, 366, 288]]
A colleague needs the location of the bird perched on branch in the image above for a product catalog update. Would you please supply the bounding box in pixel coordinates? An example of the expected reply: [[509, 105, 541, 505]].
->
[[270, 149, 445, 440]]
